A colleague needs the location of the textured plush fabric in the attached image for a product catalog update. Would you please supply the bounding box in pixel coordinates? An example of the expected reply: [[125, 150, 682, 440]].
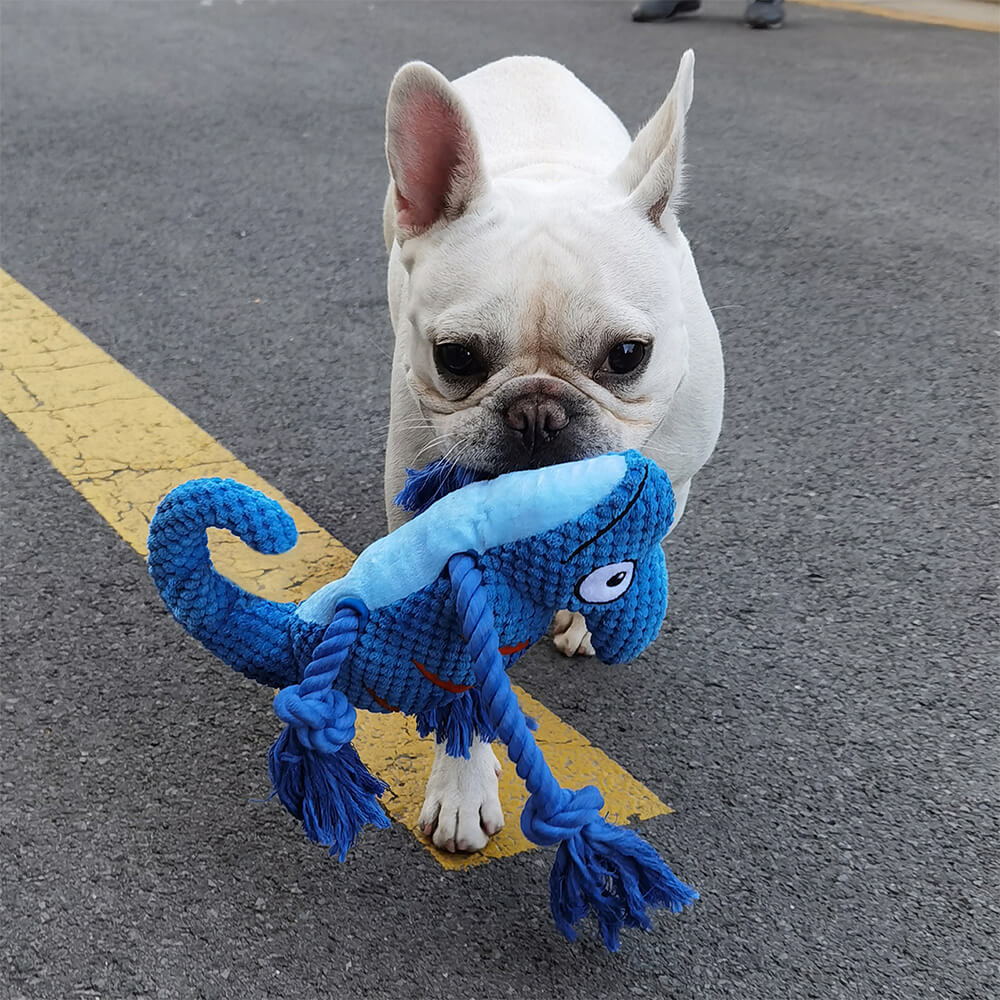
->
[[149, 451, 675, 725], [147, 477, 301, 690]]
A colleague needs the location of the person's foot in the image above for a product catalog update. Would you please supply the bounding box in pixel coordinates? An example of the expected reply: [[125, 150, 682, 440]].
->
[[744, 0, 784, 28], [632, 0, 701, 23]]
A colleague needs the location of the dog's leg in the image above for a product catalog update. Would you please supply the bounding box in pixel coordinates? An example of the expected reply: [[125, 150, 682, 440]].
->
[[552, 610, 596, 657], [418, 737, 505, 852]]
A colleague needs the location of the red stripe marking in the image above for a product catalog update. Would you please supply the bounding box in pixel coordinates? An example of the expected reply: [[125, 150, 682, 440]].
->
[[412, 660, 474, 694], [499, 639, 531, 657], [365, 687, 400, 713]]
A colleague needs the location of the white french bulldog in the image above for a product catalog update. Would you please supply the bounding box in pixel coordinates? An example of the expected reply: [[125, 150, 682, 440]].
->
[[380, 51, 724, 853]]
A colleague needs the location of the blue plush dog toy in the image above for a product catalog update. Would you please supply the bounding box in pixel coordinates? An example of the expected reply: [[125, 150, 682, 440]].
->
[[147, 449, 697, 951]]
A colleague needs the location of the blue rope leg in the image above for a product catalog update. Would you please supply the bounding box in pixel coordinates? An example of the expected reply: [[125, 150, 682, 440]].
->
[[267, 604, 389, 861], [447, 553, 698, 952]]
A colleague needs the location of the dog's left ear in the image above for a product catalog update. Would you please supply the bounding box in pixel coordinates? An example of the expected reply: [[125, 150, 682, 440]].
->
[[613, 50, 695, 228]]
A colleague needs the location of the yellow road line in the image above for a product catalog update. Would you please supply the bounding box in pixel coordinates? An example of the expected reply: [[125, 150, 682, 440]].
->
[[794, 0, 1000, 32], [0, 269, 669, 870]]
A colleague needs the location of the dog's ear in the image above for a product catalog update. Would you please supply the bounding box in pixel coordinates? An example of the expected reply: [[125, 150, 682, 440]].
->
[[385, 62, 488, 241], [613, 49, 695, 228]]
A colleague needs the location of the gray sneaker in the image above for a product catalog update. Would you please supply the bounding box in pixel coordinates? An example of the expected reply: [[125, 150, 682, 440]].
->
[[632, 0, 701, 22], [744, 0, 784, 28]]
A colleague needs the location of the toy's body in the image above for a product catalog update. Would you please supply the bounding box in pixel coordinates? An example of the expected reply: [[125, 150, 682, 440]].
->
[[149, 453, 669, 735], [147, 451, 697, 951]]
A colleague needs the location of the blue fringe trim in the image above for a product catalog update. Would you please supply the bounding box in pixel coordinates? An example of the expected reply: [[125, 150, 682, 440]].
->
[[416, 689, 498, 758], [267, 729, 390, 862], [549, 818, 699, 952], [394, 459, 489, 516]]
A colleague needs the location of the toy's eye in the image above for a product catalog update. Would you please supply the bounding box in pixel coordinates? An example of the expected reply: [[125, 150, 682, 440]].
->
[[575, 561, 635, 604]]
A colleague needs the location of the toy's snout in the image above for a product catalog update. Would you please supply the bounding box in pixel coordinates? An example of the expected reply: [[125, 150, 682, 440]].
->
[[578, 548, 668, 664]]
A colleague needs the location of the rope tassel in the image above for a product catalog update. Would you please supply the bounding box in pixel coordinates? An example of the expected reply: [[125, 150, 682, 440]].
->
[[267, 606, 389, 861], [447, 552, 698, 951]]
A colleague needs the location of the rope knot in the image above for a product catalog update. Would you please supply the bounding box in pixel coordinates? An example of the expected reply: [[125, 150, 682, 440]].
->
[[273, 684, 354, 754], [520, 785, 605, 847]]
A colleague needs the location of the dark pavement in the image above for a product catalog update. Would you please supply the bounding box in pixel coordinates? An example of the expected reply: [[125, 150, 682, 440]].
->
[[1, 2, 997, 998]]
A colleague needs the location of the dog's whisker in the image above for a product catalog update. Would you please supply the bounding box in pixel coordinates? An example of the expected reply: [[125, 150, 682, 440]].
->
[[437, 433, 479, 469], [376, 416, 439, 442], [411, 435, 455, 463]]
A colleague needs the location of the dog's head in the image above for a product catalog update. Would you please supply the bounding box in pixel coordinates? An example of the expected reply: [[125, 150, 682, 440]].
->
[[385, 53, 696, 475]]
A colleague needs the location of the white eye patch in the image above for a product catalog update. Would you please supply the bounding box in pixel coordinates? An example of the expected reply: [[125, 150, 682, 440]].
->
[[574, 561, 635, 604]]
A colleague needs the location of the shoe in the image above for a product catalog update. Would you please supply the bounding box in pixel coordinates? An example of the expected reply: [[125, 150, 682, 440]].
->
[[632, 0, 701, 23], [744, 0, 784, 28]]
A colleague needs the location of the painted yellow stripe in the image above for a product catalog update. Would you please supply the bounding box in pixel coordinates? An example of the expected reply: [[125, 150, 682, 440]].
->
[[794, 0, 1000, 32], [0, 268, 669, 870]]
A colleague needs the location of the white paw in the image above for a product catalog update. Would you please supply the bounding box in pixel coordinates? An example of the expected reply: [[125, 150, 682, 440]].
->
[[552, 609, 595, 657], [418, 737, 504, 853]]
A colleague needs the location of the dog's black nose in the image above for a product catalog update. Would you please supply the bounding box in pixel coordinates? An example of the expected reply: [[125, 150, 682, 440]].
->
[[504, 394, 570, 453]]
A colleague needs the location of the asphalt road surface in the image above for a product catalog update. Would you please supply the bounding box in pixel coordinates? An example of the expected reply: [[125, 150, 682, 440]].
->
[[2, 2, 997, 999]]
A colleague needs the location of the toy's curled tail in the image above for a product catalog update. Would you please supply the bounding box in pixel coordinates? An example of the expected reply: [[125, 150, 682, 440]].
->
[[146, 452, 697, 951], [146, 478, 307, 689]]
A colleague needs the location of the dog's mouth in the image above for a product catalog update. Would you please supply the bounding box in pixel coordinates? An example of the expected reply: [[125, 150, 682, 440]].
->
[[450, 409, 620, 480], [481, 443, 611, 476], [411, 367, 636, 482]]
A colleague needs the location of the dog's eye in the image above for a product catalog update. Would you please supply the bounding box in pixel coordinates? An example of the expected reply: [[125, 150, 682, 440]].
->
[[604, 341, 647, 375], [434, 342, 483, 377], [575, 561, 635, 604]]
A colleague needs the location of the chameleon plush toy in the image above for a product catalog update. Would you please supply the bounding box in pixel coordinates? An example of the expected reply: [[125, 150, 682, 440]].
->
[[146, 450, 697, 951]]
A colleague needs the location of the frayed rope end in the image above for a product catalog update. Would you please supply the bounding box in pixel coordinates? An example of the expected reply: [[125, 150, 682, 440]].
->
[[394, 459, 490, 516], [548, 817, 698, 953], [267, 728, 390, 862]]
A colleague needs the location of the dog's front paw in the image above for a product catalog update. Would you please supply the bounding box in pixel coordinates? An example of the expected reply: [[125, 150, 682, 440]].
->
[[552, 609, 596, 657], [418, 737, 504, 853]]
